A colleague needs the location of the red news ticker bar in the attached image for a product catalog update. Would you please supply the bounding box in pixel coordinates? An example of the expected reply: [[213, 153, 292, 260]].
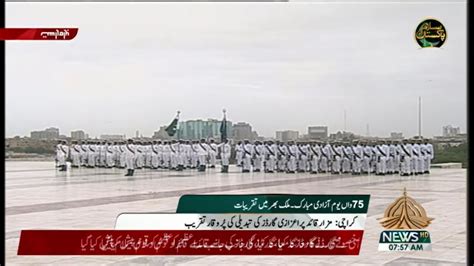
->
[[0, 28, 78, 40], [18, 230, 364, 255]]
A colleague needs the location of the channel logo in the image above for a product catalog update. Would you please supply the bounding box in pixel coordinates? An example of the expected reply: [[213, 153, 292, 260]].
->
[[377, 188, 433, 251]]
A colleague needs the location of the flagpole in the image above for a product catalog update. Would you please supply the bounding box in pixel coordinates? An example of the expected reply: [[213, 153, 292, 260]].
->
[[176, 110, 180, 140], [222, 108, 226, 142]]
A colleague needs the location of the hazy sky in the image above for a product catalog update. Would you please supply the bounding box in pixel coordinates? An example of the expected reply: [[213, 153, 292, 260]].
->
[[6, 3, 466, 138]]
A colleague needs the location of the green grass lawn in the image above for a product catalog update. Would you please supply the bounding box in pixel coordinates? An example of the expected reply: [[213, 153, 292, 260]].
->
[[433, 143, 468, 168]]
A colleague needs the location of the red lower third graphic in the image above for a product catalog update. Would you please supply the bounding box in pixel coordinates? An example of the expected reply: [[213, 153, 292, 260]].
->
[[18, 230, 364, 255], [0, 28, 78, 40]]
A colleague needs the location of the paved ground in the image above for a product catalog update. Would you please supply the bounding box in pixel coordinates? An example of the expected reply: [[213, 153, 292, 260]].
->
[[5, 161, 467, 265]]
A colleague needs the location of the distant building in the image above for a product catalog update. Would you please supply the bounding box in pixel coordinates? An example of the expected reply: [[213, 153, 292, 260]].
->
[[100, 134, 125, 140], [232, 122, 254, 141], [433, 133, 467, 149], [252, 131, 262, 141], [30, 127, 60, 140], [329, 131, 356, 141], [276, 130, 299, 142], [390, 132, 403, 139], [153, 126, 172, 140], [71, 130, 87, 140], [307, 126, 328, 139], [298, 134, 309, 140], [442, 125, 461, 137], [45, 127, 59, 135], [177, 119, 233, 140]]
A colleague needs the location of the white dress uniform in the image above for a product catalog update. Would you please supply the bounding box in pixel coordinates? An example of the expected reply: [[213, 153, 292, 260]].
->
[[417, 143, 426, 174], [104, 144, 109, 167], [169, 143, 177, 169], [331, 145, 342, 174], [208, 143, 218, 167], [87, 144, 97, 168], [169, 143, 178, 169], [276, 144, 287, 172], [320, 144, 331, 173], [351, 144, 363, 174], [264, 143, 276, 173], [80, 144, 88, 166], [94, 144, 99, 167], [70, 144, 81, 167], [196, 142, 209, 171], [99, 144, 106, 167], [190, 143, 199, 168], [56, 144, 68, 169], [297, 144, 309, 172], [151, 144, 159, 169], [106, 144, 115, 168], [184, 143, 192, 168], [113, 144, 121, 167], [156, 143, 164, 168], [99, 144, 105, 167], [362, 145, 372, 174], [375, 144, 389, 175], [176, 142, 184, 169], [271, 143, 279, 172], [143, 144, 151, 168], [95, 144, 102, 167], [309, 144, 321, 174], [394, 143, 401, 174], [424, 143, 434, 173], [373, 144, 381, 174], [286, 144, 298, 173], [370, 145, 378, 173], [235, 143, 243, 167], [341, 145, 352, 173], [219, 142, 232, 172], [411, 143, 422, 174], [386, 144, 396, 174], [253, 143, 264, 172], [399, 143, 412, 175], [125, 143, 136, 170], [176, 142, 186, 170], [242, 142, 253, 172], [120, 144, 127, 168], [96, 145, 102, 166], [83, 144, 90, 167], [162, 143, 171, 169], [219, 142, 231, 165], [136, 145, 145, 169], [64, 144, 70, 167], [100, 144, 105, 167]]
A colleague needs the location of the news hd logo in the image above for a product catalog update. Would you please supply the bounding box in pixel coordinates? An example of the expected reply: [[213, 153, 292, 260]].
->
[[377, 188, 434, 251]]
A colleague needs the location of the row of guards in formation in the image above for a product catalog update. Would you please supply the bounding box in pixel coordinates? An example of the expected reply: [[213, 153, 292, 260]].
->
[[55, 138, 434, 177]]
